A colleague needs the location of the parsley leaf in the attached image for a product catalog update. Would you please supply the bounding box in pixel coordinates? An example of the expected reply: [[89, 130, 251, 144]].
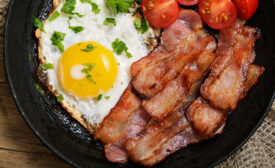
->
[[81, 44, 95, 52], [112, 38, 133, 58], [105, 96, 110, 100], [40, 63, 54, 70], [57, 94, 64, 102], [35, 83, 44, 94], [69, 26, 84, 33], [97, 94, 103, 101], [80, 0, 101, 14], [28, 54, 32, 62], [105, 0, 135, 15], [33, 16, 45, 32], [135, 17, 149, 34], [49, 11, 60, 22], [103, 18, 116, 26], [51, 31, 66, 52], [61, 0, 84, 17], [81, 63, 96, 84]]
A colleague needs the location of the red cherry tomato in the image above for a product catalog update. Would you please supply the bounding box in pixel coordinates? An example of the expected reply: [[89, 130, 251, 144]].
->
[[233, 0, 259, 20], [178, 0, 199, 6], [198, 0, 237, 30], [141, 0, 179, 28]]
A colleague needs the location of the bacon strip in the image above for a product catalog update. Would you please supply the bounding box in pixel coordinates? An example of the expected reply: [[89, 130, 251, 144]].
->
[[131, 10, 212, 98], [94, 85, 150, 163], [143, 50, 217, 120], [201, 21, 257, 111]]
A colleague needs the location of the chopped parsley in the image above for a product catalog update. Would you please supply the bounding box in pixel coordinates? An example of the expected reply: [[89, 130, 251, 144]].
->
[[97, 94, 103, 101], [69, 26, 84, 33], [105, 0, 135, 15], [103, 18, 116, 26], [35, 83, 44, 94], [121, 82, 124, 85], [40, 63, 54, 70], [80, 0, 100, 14], [135, 17, 149, 34], [81, 63, 96, 84], [49, 11, 60, 22], [112, 38, 133, 58], [33, 16, 45, 32], [105, 96, 110, 100], [57, 94, 64, 102], [81, 44, 95, 52], [51, 31, 66, 52], [28, 54, 32, 62], [61, 0, 84, 17]]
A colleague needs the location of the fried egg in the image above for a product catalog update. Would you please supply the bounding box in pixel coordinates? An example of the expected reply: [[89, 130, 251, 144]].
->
[[37, 0, 157, 131]]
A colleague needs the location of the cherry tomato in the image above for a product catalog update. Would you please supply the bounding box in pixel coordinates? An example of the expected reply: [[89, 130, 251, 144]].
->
[[233, 0, 259, 20], [178, 0, 199, 6], [141, 0, 179, 28], [198, 0, 237, 30]]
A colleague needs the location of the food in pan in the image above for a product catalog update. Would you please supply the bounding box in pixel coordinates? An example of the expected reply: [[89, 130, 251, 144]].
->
[[34, 0, 263, 166]]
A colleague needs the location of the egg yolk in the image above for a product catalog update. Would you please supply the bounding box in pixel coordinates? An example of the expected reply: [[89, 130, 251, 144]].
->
[[58, 42, 118, 98]]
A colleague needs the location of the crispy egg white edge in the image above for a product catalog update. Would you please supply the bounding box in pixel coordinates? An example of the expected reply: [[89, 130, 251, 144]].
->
[[35, 0, 158, 133]]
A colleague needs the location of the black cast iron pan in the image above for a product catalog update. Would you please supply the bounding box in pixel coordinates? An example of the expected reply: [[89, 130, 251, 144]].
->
[[3, 0, 275, 167]]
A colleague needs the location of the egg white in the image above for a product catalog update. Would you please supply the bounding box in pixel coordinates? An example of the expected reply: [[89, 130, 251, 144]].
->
[[38, 0, 156, 130]]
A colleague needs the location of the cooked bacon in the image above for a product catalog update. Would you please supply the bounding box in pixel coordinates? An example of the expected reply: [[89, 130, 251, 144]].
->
[[131, 10, 213, 98], [240, 64, 265, 100], [94, 85, 150, 163], [140, 125, 204, 166], [143, 51, 217, 120], [124, 111, 189, 163], [186, 97, 226, 137], [201, 20, 257, 111]]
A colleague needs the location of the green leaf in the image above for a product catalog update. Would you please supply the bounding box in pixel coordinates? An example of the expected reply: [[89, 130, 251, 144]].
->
[[112, 38, 133, 58], [51, 31, 66, 52], [49, 11, 60, 22], [57, 94, 64, 102], [69, 26, 84, 33], [61, 0, 83, 17], [33, 16, 45, 32], [80, 0, 101, 14], [35, 83, 44, 94], [105, 0, 134, 15], [81, 44, 95, 52], [135, 17, 149, 34], [104, 96, 110, 100], [103, 18, 116, 26], [40, 63, 54, 70], [97, 94, 103, 101], [28, 54, 32, 62]]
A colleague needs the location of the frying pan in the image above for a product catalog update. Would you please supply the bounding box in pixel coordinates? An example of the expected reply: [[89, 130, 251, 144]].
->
[[3, 0, 275, 167]]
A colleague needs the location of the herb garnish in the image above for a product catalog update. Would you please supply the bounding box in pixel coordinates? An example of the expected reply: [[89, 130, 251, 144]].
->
[[61, 0, 84, 17], [105, 96, 110, 100], [81, 44, 95, 52], [103, 18, 116, 26], [49, 11, 60, 22], [112, 38, 133, 58], [35, 83, 44, 94], [80, 0, 101, 14], [135, 17, 149, 34], [28, 54, 32, 62], [97, 94, 103, 101], [40, 63, 54, 70], [51, 31, 66, 52], [57, 94, 64, 102], [81, 63, 96, 84], [105, 0, 135, 15], [33, 16, 45, 32], [69, 26, 84, 33]]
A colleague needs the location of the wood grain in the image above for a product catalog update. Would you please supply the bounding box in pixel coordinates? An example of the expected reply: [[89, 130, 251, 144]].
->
[[0, 83, 70, 168], [0, 41, 7, 83]]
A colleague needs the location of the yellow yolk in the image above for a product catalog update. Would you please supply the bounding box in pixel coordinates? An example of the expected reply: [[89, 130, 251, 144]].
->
[[58, 42, 118, 98]]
